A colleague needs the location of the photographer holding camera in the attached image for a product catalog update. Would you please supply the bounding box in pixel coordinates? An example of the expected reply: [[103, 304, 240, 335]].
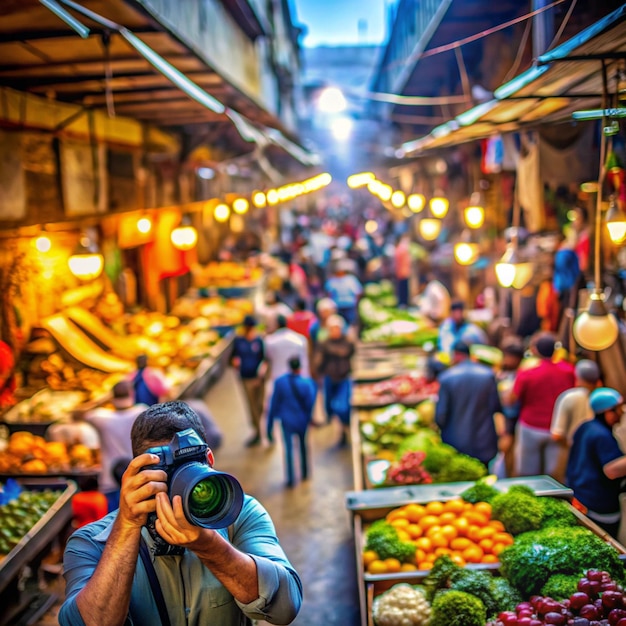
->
[[59, 401, 303, 626]]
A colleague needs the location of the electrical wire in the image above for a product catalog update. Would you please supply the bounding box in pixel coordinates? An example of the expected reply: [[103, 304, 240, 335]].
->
[[548, 0, 578, 50]]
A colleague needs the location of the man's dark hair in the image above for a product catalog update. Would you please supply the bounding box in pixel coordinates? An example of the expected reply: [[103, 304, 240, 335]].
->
[[276, 314, 288, 329], [131, 401, 208, 456], [136, 354, 148, 369], [288, 356, 301, 371], [295, 298, 307, 312]]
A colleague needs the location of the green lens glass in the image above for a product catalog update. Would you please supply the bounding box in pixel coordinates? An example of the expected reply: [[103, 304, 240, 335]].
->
[[189, 477, 227, 519]]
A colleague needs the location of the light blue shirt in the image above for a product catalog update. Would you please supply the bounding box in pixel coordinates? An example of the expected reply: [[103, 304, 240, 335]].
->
[[59, 495, 302, 626], [324, 274, 362, 308]]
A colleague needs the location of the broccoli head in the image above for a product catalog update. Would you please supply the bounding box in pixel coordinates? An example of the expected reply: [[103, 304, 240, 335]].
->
[[490, 487, 543, 535], [538, 497, 578, 529], [450, 569, 499, 617], [541, 574, 581, 600], [365, 520, 417, 563], [499, 526, 625, 596], [429, 590, 486, 626], [488, 577, 522, 616], [422, 555, 461, 601], [460, 481, 500, 504]]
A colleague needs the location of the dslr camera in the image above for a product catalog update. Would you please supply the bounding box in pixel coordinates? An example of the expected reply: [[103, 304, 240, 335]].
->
[[144, 428, 244, 556]]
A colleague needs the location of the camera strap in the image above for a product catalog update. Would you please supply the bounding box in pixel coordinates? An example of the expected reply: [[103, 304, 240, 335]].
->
[[139, 540, 172, 626]]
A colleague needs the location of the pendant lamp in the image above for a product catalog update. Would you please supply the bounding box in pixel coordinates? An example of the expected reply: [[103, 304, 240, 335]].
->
[[605, 195, 626, 244]]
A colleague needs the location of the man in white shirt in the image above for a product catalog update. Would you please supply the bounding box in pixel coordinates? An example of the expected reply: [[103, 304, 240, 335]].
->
[[551, 359, 600, 483], [83, 381, 148, 511], [416, 275, 451, 322], [264, 315, 309, 414]]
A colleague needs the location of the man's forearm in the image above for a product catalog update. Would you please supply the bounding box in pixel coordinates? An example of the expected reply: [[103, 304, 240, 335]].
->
[[194, 533, 259, 604], [75, 519, 141, 626]]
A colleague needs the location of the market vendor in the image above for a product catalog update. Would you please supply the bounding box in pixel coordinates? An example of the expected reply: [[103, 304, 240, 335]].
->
[[567, 387, 626, 539], [0, 339, 17, 409]]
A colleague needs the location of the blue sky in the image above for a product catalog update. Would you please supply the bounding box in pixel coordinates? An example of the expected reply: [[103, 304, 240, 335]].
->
[[292, 0, 389, 47]]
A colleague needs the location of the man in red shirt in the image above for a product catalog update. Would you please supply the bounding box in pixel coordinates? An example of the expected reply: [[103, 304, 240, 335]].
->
[[287, 299, 317, 340], [508, 333, 575, 477]]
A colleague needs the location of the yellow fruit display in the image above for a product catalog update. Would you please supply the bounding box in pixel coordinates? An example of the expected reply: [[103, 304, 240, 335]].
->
[[362, 499, 515, 574]]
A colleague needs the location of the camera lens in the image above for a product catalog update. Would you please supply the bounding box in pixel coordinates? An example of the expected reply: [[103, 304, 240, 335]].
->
[[189, 477, 228, 518], [169, 462, 244, 529]]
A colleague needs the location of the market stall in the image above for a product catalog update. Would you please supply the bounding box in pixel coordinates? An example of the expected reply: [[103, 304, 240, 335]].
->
[[346, 477, 626, 626], [0, 478, 77, 626]]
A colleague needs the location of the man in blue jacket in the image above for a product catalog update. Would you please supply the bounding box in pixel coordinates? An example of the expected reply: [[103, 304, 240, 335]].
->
[[267, 356, 317, 488], [435, 340, 502, 467]]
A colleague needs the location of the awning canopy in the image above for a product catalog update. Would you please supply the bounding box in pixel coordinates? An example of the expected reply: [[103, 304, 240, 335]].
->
[[400, 4, 626, 156], [0, 0, 317, 165]]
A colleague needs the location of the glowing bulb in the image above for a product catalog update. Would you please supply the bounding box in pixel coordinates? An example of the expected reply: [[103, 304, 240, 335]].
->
[[252, 191, 266, 208], [391, 190, 406, 208], [68, 253, 104, 280], [379, 185, 393, 202], [347, 172, 375, 188], [573, 294, 619, 351], [35, 236, 51, 253], [233, 198, 249, 215], [317, 87, 347, 114], [464, 205, 485, 229], [137, 217, 152, 234], [408, 194, 425, 213], [454, 242, 479, 265], [365, 220, 378, 234], [495, 262, 516, 288], [170, 225, 198, 250], [214, 204, 230, 223], [430, 196, 449, 218], [419, 218, 441, 241], [267, 189, 279, 205]]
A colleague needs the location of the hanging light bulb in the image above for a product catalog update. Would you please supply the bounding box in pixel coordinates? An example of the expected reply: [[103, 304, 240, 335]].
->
[[252, 191, 267, 208], [35, 235, 51, 253], [233, 198, 249, 215], [214, 203, 231, 223], [430, 194, 449, 218], [267, 189, 279, 205], [68, 232, 104, 280], [573, 290, 619, 351], [137, 217, 152, 234], [605, 195, 626, 244], [419, 218, 441, 241], [171, 217, 198, 250], [495, 243, 533, 289], [378, 184, 393, 202], [391, 190, 406, 208], [464, 192, 485, 229], [407, 194, 425, 213]]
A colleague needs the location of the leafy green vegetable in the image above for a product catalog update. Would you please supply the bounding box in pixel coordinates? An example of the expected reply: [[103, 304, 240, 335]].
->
[[488, 577, 522, 616], [421, 443, 456, 472], [490, 486, 544, 535], [429, 590, 486, 626], [538, 497, 578, 528], [541, 574, 581, 600], [436, 454, 487, 483], [499, 526, 626, 596], [460, 481, 500, 504], [365, 520, 416, 563], [396, 429, 442, 459], [450, 569, 499, 617], [422, 555, 461, 602]]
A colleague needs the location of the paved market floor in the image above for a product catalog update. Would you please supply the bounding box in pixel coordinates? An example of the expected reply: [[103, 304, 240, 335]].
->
[[36, 367, 361, 626]]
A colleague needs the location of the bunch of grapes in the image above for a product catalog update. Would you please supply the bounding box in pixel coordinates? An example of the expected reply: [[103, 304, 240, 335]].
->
[[491, 570, 626, 626], [386, 451, 433, 485]]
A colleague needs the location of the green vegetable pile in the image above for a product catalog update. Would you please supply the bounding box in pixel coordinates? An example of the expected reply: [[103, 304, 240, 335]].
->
[[499, 525, 626, 596], [429, 590, 486, 626], [540, 573, 581, 600], [0, 488, 62, 555], [459, 480, 500, 504], [423, 555, 521, 620], [488, 485, 578, 535], [364, 520, 416, 563], [360, 406, 433, 457]]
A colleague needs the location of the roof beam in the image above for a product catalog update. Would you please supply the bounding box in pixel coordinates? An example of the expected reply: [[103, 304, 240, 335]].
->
[[0, 54, 198, 76], [83, 90, 228, 105], [0, 27, 156, 44]]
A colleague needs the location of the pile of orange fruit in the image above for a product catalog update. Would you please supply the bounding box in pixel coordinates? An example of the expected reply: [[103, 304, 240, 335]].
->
[[363, 499, 514, 575]]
